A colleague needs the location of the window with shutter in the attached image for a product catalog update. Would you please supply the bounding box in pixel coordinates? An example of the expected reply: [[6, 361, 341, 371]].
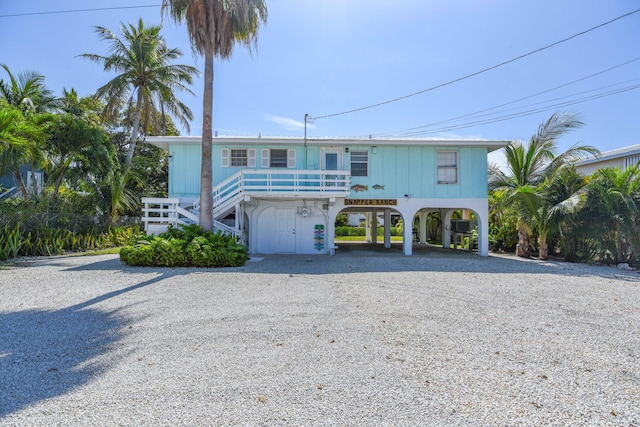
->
[[270, 149, 288, 168], [287, 149, 296, 168], [437, 151, 458, 184], [221, 148, 230, 168], [230, 149, 248, 166], [350, 150, 368, 176], [248, 149, 256, 167]]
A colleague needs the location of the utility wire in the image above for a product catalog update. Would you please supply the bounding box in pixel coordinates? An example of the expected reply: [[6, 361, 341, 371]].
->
[[312, 8, 640, 121], [392, 83, 640, 138], [374, 57, 640, 137], [0, 5, 161, 18]]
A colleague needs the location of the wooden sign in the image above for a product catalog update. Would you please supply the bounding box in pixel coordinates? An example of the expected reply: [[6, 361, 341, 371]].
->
[[344, 199, 398, 206]]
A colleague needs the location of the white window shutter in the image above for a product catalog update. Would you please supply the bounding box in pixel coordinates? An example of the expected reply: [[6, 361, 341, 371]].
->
[[247, 149, 256, 167], [287, 149, 296, 168], [261, 149, 270, 168], [221, 148, 230, 168]]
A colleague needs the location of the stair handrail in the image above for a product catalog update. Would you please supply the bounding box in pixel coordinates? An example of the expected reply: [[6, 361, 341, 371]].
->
[[192, 170, 244, 213]]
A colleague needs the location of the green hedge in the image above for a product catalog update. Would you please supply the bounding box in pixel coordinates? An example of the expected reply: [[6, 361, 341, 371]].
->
[[120, 224, 248, 268], [335, 226, 399, 237]]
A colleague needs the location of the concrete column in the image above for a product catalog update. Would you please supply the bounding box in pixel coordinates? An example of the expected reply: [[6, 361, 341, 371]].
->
[[364, 213, 372, 243], [395, 207, 416, 256], [442, 209, 454, 250], [371, 209, 378, 245], [235, 204, 241, 229], [476, 202, 489, 257], [419, 211, 428, 244], [384, 209, 391, 248], [403, 215, 413, 256], [327, 212, 337, 255]]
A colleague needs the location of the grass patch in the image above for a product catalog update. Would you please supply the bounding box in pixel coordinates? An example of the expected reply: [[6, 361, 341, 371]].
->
[[68, 247, 122, 256]]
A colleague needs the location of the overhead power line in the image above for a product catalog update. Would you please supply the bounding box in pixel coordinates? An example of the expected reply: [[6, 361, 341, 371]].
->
[[374, 57, 640, 137], [0, 5, 161, 19], [382, 82, 640, 138], [312, 8, 640, 121]]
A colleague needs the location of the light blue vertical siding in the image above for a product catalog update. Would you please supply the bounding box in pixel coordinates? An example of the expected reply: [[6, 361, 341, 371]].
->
[[169, 143, 201, 197], [348, 145, 488, 198], [168, 143, 489, 199]]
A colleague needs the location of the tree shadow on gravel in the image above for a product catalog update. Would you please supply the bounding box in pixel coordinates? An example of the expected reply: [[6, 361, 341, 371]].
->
[[239, 243, 640, 281], [0, 271, 171, 417], [17, 250, 640, 282]]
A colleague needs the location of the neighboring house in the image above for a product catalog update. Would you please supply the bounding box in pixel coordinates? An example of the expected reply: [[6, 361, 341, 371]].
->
[[575, 143, 640, 175], [347, 213, 364, 227], [142, 135, 508, 257], [0, 166, 43, 199]]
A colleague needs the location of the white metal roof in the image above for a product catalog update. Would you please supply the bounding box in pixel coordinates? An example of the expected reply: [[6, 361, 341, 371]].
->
[[576, 143, 640, 166], [145, 135, 510, 153]]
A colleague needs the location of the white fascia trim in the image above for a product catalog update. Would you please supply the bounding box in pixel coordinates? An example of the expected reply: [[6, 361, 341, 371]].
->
[[145, 135, 511, 153]]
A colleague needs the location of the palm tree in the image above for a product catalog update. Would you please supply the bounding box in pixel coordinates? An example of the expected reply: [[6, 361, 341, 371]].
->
[[513, 171, 588, 260], [583, 166, 640, 263], [0, 104, 45, 199], [80, 18, 198, 173], [161, 0, 268, 231], [44, 112, 114, 199], [489, 112, 598, 257], [0, 64, 58, 113]]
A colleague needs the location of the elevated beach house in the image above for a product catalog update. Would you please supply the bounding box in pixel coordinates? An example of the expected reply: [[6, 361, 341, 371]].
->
[[142, 135, 508, 257]]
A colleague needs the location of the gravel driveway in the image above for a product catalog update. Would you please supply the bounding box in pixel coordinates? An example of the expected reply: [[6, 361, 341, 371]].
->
[[1, 246, 639, 426]]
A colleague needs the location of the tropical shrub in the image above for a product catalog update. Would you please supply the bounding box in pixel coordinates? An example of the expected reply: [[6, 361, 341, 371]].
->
[[335, 213, 349, 227], [120, 224, 248, 267]]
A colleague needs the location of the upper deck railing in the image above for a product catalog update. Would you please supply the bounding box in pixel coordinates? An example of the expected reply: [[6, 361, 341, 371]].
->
[[142, 169, 351, 237]]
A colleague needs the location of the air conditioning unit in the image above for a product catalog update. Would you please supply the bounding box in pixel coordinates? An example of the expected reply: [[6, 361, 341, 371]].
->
[[451, 220, 471, 233]]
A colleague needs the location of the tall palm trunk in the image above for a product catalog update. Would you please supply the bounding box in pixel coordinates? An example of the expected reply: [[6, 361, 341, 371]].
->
[[13, 167, 28, 200], [199, 53, 214, 231], [124, 87, 144, 173], [538, 231, 549, 260], [516, 221, 529, 257]]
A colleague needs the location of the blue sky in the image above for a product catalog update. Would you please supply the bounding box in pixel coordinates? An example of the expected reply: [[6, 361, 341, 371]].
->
[[1, 0, 639, 164]]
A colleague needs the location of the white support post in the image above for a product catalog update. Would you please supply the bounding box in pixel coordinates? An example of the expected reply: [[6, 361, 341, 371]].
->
[[419, 211, 428, 244], [442, 209, 453, 250], [371, 209, 378, 245], [403, 216, 413, 256], [384, 209, 391, 249], [364, 213, 371, 243]]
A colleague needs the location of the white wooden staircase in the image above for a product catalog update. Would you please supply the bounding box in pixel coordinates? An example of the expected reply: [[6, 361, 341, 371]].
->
[[142, 170, 350, 241]]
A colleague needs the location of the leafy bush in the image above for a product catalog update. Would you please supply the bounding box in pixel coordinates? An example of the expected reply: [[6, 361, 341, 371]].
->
[[120, 224, 248, 268], [0, 220, 144, 259], [335, 213, 349, 227], [0, 224, 23, 260]]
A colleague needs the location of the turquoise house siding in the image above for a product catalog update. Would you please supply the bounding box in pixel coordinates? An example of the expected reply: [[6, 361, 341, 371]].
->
[[146, 135, 508, 257], [166, 142, 490, 199], [347, 145, 488, 199], [168, 143, 201, 198]]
